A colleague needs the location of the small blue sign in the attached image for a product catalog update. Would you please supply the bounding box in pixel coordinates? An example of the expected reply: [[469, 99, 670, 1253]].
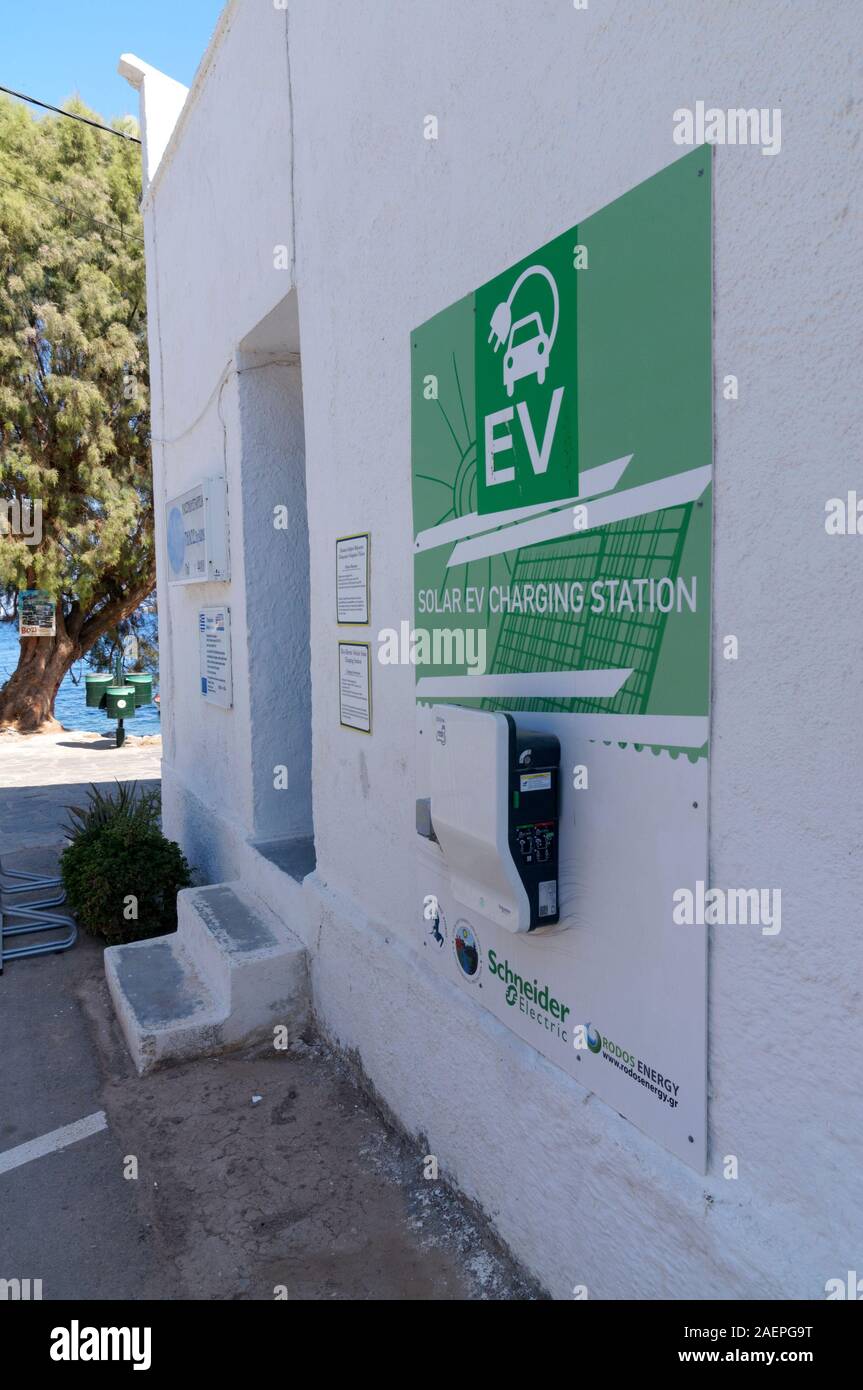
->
[[168, 505, 186, 575]]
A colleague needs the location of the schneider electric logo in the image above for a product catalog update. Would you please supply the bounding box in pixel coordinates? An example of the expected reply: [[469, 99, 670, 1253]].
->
[[488, 948, 571, 1043]]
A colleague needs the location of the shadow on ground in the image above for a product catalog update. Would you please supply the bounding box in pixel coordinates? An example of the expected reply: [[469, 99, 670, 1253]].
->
[[1, 843, 544, 1301], [0, 781, 159, 855], [56, 738, 122, 751]]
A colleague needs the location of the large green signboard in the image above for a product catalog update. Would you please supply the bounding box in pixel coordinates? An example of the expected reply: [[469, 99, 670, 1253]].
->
[[412, 147, 711, 744], [412, 149, 713, 1169]]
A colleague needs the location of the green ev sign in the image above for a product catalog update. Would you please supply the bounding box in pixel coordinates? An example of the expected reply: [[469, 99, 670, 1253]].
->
[[411, 145, 713, 729], [476, 232, 579, 514]]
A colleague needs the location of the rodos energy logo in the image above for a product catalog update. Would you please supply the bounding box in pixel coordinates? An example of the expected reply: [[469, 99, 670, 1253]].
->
[[583, 1023, 681, 1109]]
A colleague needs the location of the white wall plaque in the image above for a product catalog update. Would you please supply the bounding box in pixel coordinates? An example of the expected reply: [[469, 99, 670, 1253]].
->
[[339, 641, 371, 732], [199, 606, 233, 708], [336, 533, 370, 624], [166, 477, 230, 584]]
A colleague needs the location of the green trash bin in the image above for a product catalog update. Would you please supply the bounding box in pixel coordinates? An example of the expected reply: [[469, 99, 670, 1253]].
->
[[85, 673, 113, 709], [106, 685, 136, 720], [126, 673, 153, 707]]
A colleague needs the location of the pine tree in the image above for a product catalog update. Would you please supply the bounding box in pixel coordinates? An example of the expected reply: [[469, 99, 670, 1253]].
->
[[0, 93, 153, 730]]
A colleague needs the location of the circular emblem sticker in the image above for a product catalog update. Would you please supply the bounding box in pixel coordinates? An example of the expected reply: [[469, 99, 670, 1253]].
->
[[453, 919, 481, 981]]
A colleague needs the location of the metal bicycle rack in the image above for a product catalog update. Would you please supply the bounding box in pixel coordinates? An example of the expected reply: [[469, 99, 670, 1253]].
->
[[0, 863, 77, 973], [0, 864, 67, 907]]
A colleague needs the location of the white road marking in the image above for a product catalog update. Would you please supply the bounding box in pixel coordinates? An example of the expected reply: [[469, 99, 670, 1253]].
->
[[0, 1110, 108, 1177]]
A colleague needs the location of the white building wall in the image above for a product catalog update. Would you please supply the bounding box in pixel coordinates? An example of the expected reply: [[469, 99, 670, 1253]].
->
[[135, 0, 300, 876], [133, 0, 863, 1298], [235, 345, 312, 844]]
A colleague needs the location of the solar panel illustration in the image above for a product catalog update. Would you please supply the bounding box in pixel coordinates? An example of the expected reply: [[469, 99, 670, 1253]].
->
[[484, 503, 694, 716]]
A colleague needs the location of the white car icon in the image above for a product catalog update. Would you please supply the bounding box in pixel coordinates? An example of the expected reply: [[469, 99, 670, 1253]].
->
[[503, 312, 550, 397]]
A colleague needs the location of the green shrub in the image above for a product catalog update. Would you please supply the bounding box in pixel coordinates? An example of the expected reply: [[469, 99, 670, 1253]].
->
[[63, 780, 161, 840], [61, 783, 192, 945]]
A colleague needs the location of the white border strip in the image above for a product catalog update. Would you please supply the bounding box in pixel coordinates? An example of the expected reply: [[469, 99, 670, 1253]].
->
[[513, 711, 709, 748], [448, 464, 712, 568], [415, 669, 633, 700], [416, 703, 709, 749], [414, 455, 633, 554], [0, 1111, 108, 1177]]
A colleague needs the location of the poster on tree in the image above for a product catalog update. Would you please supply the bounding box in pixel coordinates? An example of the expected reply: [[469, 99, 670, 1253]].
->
[[19, 590, 56, 638]]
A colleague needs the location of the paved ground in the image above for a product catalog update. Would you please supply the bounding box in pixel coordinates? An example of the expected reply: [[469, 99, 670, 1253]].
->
[[0, 733, 541, 1300], [0, 728, 161, 853]]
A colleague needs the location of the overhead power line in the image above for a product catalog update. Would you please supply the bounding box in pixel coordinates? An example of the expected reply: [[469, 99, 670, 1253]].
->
[[0, 84, 141, 144], [0, 176, 145, 243]]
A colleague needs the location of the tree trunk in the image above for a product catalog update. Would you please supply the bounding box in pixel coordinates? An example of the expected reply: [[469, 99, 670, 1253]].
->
[[0, 629, 79, 732], [0, 580, 155, 733]]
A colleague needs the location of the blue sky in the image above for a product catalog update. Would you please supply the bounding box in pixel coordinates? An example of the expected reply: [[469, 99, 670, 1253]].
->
[[1, 0, 226, 124]]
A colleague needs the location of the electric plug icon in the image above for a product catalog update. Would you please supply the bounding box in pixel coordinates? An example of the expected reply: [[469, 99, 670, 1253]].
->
[[486, 265, 560, 392], [487, 300, 512, 353]]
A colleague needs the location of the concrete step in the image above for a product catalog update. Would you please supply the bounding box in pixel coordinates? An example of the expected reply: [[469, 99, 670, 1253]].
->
[[105, 934, 226, 1074], [177, 883, 308, 1046], [105, 881, 310, 1074]]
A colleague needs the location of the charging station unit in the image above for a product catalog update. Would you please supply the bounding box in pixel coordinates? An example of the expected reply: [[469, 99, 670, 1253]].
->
[[425, 705, 560, 933]]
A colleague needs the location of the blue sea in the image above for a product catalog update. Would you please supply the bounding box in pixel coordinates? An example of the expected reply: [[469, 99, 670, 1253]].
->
[[0, 619, 161, 734]]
